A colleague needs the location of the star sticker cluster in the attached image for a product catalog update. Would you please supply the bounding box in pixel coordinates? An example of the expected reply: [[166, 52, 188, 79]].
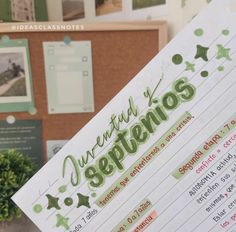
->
[[171, 27, 232, 78], [33, 191, 91, 231], [46, 193, 91, 210]]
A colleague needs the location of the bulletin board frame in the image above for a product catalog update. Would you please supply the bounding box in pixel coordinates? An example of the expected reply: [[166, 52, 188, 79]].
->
[[0, 21, 167, 162], [0, 21, 167, 49]]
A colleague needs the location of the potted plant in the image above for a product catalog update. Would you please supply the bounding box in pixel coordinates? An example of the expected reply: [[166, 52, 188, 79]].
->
[[0, 149, 36, 222]]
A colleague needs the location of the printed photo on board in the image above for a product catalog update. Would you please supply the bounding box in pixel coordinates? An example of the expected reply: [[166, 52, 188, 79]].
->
[[11, 0, 36, 21], [95, 0, 122, 16], [0, 52, 26, 97], [46, 140, 68, 160], [0, 47, 32, 104], [62, 0, 85, 21], [132, 0, 166, 10]]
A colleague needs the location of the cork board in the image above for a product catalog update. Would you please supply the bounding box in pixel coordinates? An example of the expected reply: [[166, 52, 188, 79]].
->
[[0, 21, 167, 160]]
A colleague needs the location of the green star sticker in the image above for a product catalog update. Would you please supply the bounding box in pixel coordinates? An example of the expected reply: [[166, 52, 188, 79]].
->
[[56, 214, 69, 230], [216, 44, 232, 60], [46, 194, 61, 210], [77, 193, 91, 209], [185, 61, 195, 72], [194, 45, 209, 61]]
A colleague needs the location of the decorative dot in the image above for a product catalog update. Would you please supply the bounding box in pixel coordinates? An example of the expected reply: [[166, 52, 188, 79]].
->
[[218, 66, 224, 71], [222, 29, 230, 36], [91, 192, 97, 198], [28, 106, 37, 115], [194, 28, 204, 37], [64, 197, 73, 206], [64, 36, 71, 45], [58, 185, 67, 193], [201, 71, 209, 77], [6, 115, 15, 124], [33, 204, 43, 213], [1, 35, 10, 43], [172, 54, 183, 65]]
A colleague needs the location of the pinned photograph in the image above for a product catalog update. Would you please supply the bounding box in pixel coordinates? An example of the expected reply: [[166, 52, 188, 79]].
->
[[62, 0, 85, 21], [132, 0, 166, 10], [46, 140, 68, 160], [95, 0, 122, 16], [11, 0, 36, 22], [0, 47, 32, 104]]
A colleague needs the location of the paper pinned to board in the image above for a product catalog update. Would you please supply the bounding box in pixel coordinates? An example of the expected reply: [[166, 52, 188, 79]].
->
[[12, 0, 236, 231], [43, 41, 94, 114], [11, 0, 36, 22], [0, 36, 36, 113]]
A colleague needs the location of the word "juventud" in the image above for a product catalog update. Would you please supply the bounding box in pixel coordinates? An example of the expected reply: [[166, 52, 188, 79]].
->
[[63, 78, 196, 188]]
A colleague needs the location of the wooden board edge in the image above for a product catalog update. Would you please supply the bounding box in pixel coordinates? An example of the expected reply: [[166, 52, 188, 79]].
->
[[0, 20, 167, 32], [0, 20, 168, 51]]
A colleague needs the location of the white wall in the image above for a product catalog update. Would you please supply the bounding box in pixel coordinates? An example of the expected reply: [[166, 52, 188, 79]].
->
[[46, 0, 209, 39], [46, 0, 167, 21], [168, 0, 209, 37]]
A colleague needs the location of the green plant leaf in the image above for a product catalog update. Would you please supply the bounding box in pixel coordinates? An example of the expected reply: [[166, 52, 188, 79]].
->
[[0, 149, 36, 222]]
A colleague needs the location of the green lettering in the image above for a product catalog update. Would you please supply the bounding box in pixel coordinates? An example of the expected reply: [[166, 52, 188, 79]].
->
[[131, 123, 148, 143], [140, 110, 161, 133], [63, 155, 80, 186], [116, 130, 138, 154], [96, 136, 104, 147], [99, 157, 114, 175], [162, 92, 179, 110], [108, 145, 125, 170], [174, 78, 196, 101], [110, 114, 120, 131], [155, 105, 168, 121], [128, 96, 139, 117], [78, 151, 93, 168], [84, 166, 104, 188]]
